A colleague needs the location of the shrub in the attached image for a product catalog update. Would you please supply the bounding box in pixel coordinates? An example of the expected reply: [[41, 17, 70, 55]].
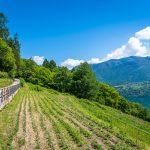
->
[[19, 78, 25, 87], [29, 84, 43, 91], [0, 71, 8, 78]]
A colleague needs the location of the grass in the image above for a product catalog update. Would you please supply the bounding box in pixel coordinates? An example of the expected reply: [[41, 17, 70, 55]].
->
[[0, 78, 13, 88], [0, 84, 150, 149], [91, 140, 102, 150]]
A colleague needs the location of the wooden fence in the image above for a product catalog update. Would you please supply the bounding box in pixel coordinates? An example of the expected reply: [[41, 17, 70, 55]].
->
[[0, 80, 20, 109]]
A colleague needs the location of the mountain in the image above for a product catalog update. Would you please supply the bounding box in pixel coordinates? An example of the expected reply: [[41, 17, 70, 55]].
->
[[91, 56, 150, 108], [91, 56, 150, 85]]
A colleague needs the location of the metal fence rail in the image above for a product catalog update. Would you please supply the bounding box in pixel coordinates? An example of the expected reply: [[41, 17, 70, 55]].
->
[[0, 79, 20, 109]]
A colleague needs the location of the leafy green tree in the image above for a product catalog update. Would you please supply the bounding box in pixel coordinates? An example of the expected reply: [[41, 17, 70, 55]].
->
[[49, 60, 57, 71], [42, 59, 50, 68], [97, 82, 128, 110], [43, 59, 57, 71], [0, 12, 9, 41], [53, 67, 72, 92], [19, 58, 39, 84], [0, 38, 16, 76], [8, 33, 21, 70], [37, 66, 52, 87], [71, 62, 98, 100]]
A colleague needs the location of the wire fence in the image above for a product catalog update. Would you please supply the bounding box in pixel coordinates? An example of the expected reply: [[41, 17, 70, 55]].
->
[[0, 79, 20, 109]]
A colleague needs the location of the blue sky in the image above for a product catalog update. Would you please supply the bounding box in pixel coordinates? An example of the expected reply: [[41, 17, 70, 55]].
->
[[0, 0, 150, 68]]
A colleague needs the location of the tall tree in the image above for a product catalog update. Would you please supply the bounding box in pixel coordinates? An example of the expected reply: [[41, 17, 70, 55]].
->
[[8, 33, 21, 70], [42, 59, 50, 68], [0, 12, 9, 41], [53, 67, 72, 92], [49, 60, 56, 71], [0, 39, 16, 76], [71, 62, 98, 100]]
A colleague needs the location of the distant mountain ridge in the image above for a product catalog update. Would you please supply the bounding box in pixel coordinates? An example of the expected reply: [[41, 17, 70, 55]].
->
[[91, 56, 150, 85], [91, 56, 150, 108]]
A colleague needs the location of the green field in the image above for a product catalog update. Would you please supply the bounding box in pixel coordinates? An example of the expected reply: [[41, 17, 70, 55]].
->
[[0, 84, 150, 150], [0, 78, 13, 88]]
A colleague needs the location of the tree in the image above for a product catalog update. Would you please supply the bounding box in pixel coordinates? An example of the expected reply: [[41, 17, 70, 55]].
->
[[49, 60, 56, 71], [43, 59, 57, 71], [0, 12, 9, 41], [8, 33, 21, 70], [37, 66, 52, 87], [0, 38, 16, 76], [42, 59, 50, 68], [70, 62, 98, 100], [19, 58, 39, 84], [97, 82, 128, 110], [53, 67, 72, 92]]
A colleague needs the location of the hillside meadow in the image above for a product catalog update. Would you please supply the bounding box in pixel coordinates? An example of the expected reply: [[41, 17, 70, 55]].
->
[[0, 84, 150, 150]]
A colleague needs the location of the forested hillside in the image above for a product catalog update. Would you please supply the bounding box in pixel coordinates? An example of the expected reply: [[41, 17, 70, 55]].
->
[[91, 56, 150, 85], [116, 82, 150, 109], [91, 56, 150, 109]]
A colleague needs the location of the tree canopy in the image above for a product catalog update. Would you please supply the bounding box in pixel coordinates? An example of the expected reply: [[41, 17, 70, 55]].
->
[[70, 62, 98, 100], [0, 39, 16, 76]]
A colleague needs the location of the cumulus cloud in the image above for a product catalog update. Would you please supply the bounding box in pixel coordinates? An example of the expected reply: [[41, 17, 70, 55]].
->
[[135, 27, 150, 40], [61, 58, 102, 69], [105, 26, 150, 60], [61, 26, 150, 69], [87, 58, 101, 64], [61, 58, 84, 70], [33, 56, 44, 65]]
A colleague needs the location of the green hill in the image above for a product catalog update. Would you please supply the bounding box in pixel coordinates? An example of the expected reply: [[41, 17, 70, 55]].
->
[[0, 84, 150, 150]]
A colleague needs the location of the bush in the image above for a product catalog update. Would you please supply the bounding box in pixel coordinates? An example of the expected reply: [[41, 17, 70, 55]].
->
[[0, 71, 8, 78], [29, 84, 43, 91], [19, 78, 25, 87]]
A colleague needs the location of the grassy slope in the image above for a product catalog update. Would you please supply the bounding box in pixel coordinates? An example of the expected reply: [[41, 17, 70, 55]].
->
[[0, 84, 150, 150], [0, 78, 13, 88]]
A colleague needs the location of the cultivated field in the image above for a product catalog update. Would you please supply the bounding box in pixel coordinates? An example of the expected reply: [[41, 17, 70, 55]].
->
[[0, 84, 150, 150]]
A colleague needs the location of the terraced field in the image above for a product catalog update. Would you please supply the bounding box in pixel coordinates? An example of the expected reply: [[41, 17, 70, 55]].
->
[[0, 84, 150, 150]]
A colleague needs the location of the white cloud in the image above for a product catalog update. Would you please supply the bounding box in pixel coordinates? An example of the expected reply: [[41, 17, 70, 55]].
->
[[61, 58, 102, 69], [135, 26, 150, 40], [87, 58, 101, 64], [61, 26, 150, 69], [61, 58, 84, 69], [33, 56, 44, 65], [105, 26, 150, 60]]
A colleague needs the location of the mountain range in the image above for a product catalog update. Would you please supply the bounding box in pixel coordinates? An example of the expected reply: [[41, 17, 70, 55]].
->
[[91, 56, 150, 109], [92, 56, 150, 85]]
